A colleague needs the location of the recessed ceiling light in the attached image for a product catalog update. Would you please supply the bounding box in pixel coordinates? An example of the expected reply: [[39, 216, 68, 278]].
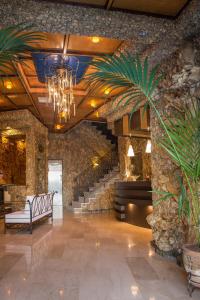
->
[[55, 124, 62, 130], [91, 36, 100, 43], [104, 88, 110, 95], [4, 80, 13, 90], [90, 100, 96, 108]]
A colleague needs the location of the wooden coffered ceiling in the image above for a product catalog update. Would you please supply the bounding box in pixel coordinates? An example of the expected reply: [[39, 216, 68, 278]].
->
[[0, 33, 122, 132], [46, 0, 189, 17]]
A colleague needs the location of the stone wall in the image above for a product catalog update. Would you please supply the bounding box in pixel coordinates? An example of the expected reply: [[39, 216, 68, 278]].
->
[[0, 136, 26, 185], [147, 40, 200, 253], [48, 121, 115, 207], [0, 109, 48, 202], [0, 0, 200, 64], [118, 136, 151, 180], [98, 39, 200, 253]]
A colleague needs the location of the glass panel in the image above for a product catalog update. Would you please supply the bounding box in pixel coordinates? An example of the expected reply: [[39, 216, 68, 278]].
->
[[48, 160, 63, 219]]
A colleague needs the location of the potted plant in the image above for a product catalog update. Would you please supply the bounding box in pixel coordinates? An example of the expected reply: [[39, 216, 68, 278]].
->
[[87, 53, 200, 295], [154, 101, 200, 295]]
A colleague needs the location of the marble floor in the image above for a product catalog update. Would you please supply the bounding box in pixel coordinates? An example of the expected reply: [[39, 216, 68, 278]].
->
[[0, 212, 199, 300]]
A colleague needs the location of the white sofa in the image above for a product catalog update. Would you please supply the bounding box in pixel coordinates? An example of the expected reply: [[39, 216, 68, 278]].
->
[[5, 192, 55, 234]]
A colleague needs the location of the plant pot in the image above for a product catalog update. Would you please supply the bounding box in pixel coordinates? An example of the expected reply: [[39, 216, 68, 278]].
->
[[183, 244, 200, 296]]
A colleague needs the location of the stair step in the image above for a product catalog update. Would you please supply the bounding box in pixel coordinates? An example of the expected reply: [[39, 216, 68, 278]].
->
[[72, 201, 81, 208], [89, 187, 95, 192], [78, 196, 85, 202], [94, 182, 102, 188], [83, 191, 90, 197], [74, 208, 83, 214]]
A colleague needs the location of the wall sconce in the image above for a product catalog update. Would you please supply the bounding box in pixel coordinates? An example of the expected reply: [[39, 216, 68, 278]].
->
[[127, 144, 134, 157], [145, 139, 151, 153]]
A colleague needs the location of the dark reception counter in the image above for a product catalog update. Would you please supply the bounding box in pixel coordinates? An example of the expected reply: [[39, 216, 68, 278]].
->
[[114, 181, 152, 228]]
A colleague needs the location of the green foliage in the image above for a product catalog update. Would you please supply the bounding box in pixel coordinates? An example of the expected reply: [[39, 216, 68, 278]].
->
[[154, 177, 190, 222], [160, 101, 200, 182], [0, 24, 44, 74], [87, 51, 200, 246], [87, 53, 162, 115]]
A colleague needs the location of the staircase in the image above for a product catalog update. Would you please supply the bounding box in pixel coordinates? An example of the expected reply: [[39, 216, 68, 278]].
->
[[71, 121, 120, 213], [90, 121, 118, 146], [72, 166, 121, 213]]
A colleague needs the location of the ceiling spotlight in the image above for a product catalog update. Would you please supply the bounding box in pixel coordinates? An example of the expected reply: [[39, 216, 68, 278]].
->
[[4, 80, 13, 90], [91, 36, 100, 43], [96, 111, 99, 118]]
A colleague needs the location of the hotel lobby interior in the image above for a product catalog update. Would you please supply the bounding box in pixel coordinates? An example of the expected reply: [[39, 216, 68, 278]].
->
[[0, 0, 200, 299]]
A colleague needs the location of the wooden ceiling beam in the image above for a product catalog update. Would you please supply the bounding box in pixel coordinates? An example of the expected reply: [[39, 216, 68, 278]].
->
[[106, 0, 114, 10], [29, 87, 88, 96], [2, 92, 28, 96], [20, 49, 106, 57], [0, 94, 18, 109], [13, 62, 44, 123], [0, 74, 18, 78]]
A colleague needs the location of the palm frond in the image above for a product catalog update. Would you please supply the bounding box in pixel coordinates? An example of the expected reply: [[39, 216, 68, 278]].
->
[[160, 101, 200, 181], [86, 52, 162, 115], [153, 177, 190, 221], [0, 24, 45, 74]]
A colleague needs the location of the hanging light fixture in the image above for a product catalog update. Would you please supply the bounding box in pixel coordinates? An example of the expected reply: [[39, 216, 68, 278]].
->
[[145, 139, 151, 153], [127, 143, 134, 157], [127, 134, 134, 157], [46, 55, 78, 123]]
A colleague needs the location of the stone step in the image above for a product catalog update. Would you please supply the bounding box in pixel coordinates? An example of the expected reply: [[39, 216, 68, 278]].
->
[[85, 191, 103, 200], [73, 207, 83, 214], [74, 166, 120, 213], [78, 196, 85, 202], [72, 201, 81, 208], [89, 187, 95, 192], [94, 182, 102, 188], [113, 166, 119, 171], [83, 191, 90, 197]]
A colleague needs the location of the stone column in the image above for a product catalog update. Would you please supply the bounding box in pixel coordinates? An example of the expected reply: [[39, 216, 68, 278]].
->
[[147, 41, 200, 254]]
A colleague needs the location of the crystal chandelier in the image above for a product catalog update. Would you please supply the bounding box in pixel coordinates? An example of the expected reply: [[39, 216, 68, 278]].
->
[[46, 55, 78, 123]]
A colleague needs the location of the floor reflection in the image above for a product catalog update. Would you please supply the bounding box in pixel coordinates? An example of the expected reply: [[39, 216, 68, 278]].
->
[[0, 211, 199, 300]]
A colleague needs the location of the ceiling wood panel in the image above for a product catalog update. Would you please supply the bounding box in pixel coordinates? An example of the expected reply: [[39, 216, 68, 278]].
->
[[68, 35, 122, 54], [35, 32, 65, 50], [21, 60, 37, 76], [0, 78, 25, 94], [64, 0, 106, 5], [112, 0, 188, 17], [0, 32, 122, 132], [7, 94, 31, 106], [0, 95, 15, 108], [61, 0, 189, 17]]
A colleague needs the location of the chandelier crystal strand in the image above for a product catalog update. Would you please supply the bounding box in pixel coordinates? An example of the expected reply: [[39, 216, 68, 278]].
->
[[46, 55, 78, 123]]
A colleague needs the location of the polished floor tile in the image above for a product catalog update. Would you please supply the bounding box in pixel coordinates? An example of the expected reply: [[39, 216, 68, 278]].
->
[[0, 211, 199, 300]]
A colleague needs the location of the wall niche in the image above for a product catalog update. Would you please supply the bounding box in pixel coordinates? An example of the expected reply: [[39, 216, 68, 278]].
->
[[0, 133, 26, 185]]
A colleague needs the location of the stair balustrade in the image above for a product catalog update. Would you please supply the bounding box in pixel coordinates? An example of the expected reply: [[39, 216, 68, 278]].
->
[[73, 150, 118, 202]]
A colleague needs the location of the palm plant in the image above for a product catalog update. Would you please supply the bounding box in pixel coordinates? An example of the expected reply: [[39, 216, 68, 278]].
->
[[0, 24, 44, 74], [87, 53, 200, 247], [160, 100, 200, 244]]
